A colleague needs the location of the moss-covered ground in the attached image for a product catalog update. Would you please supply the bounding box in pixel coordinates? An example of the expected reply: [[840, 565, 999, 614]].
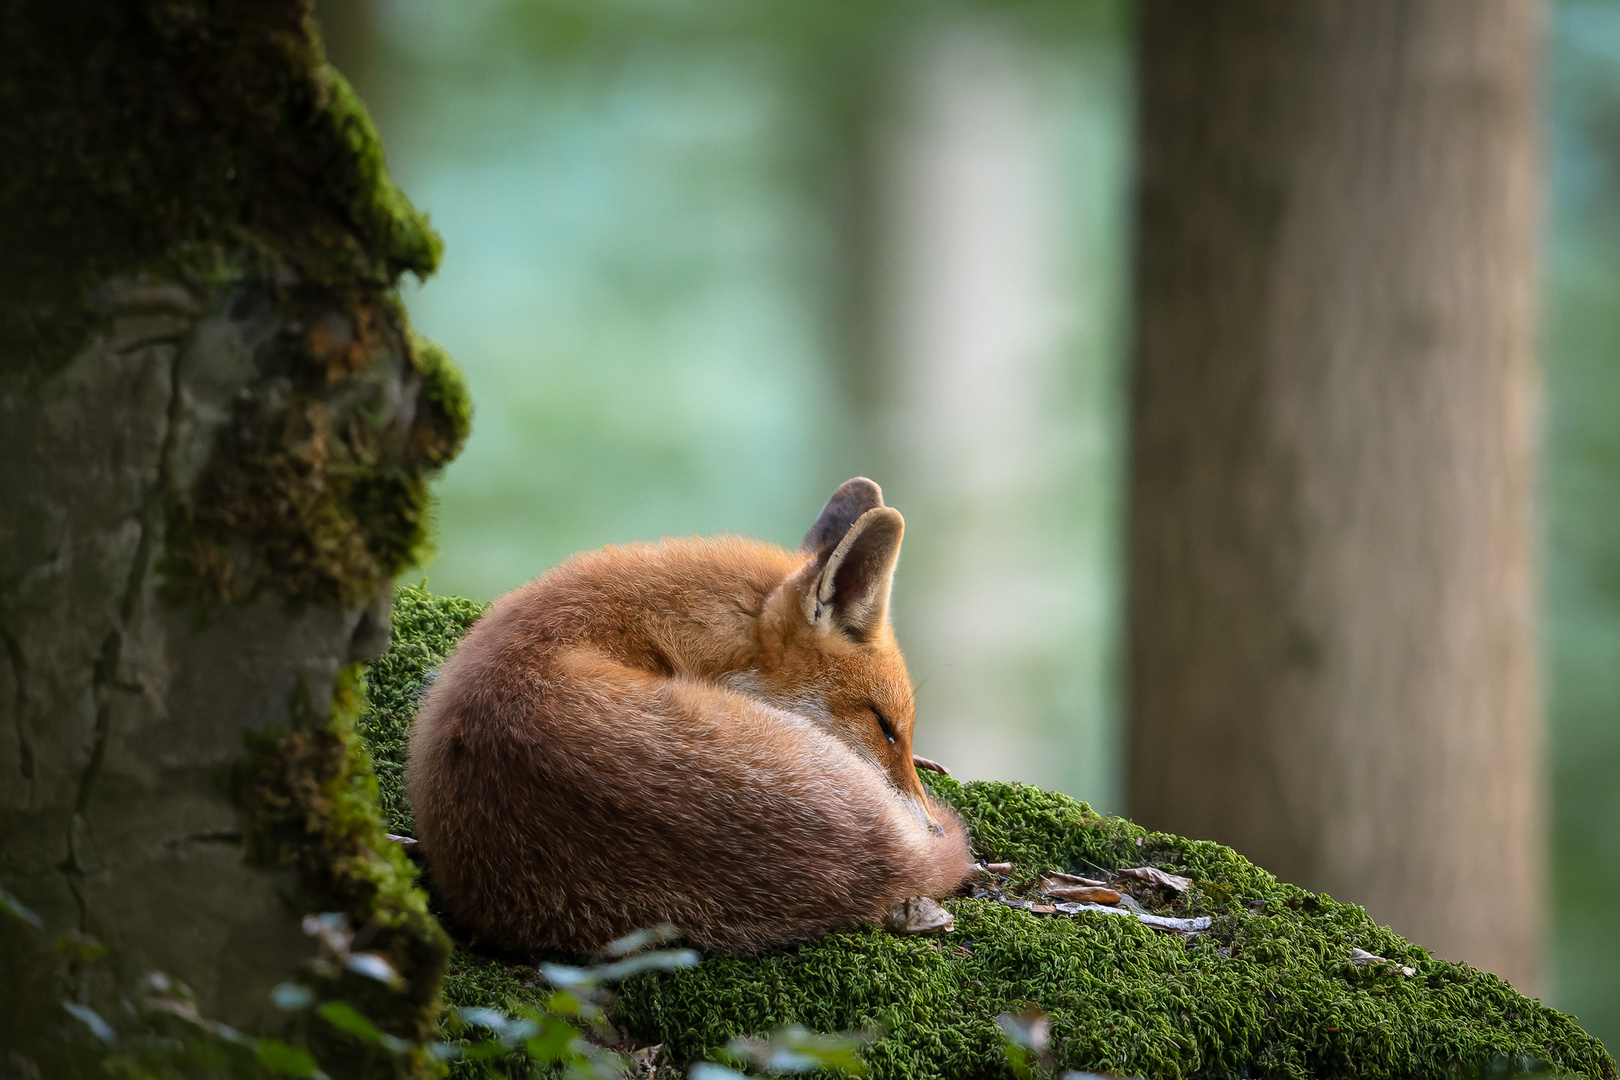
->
[[361, 586, 1616, 1080]]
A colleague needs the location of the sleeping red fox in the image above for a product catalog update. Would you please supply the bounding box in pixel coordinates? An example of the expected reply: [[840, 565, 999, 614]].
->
[[407, 478, 974, 953]]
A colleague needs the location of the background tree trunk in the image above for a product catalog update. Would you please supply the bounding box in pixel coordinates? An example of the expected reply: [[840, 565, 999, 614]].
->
[[0, 2, 466, 1069], [1126, 0, 1543, 991]]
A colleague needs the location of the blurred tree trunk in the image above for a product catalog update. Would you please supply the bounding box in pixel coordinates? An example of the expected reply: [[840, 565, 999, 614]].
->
[[1126, 1, 1542, 990], [0, 2, 465, 1070]]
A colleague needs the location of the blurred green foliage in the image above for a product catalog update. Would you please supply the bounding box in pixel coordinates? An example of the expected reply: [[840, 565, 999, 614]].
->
[[1546, 0, 1620, 1056], [371, 0, 1127, 599], [351, 0, 1130, 808]]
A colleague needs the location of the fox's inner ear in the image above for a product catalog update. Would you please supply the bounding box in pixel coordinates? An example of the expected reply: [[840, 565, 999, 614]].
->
[[802, 506, 904, 642], [799, 477, 884, 556]]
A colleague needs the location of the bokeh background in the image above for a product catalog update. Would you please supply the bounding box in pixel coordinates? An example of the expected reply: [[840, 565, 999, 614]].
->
[[319, 0, 1619, 1052]]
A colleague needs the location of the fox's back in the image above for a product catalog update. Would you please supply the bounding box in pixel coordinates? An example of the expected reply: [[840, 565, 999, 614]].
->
[[407, 481, 973, 954]]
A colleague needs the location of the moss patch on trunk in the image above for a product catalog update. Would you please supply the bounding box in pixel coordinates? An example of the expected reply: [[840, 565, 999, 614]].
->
[[0, 0, 438, 374], [360, 588, 1616, 1080], [233, 665, 452, 1079]]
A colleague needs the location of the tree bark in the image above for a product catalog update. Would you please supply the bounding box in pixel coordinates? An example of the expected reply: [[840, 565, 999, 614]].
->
[[0, 2, 466, 1069], [1127, 1, 1542, 990]]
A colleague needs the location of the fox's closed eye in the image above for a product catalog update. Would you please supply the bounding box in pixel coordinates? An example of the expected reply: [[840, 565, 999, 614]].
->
[[872, 707, 897, 744]]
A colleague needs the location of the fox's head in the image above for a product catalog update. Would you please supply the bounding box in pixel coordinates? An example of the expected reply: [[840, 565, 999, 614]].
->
[[750, 478, 942, 835]]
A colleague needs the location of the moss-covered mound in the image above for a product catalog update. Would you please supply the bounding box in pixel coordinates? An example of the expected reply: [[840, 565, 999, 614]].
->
[[361, 586, 1616, 1080]]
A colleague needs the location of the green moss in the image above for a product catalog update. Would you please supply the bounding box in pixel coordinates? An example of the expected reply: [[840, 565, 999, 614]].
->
[[0, 0, 439, 374], [621, 778, 1616, 1080], [324, 72, 444, 282], [360, 584, 486, 836], [927, 773, 1281, 908], [358, 588, 1617, 1080], [234, 665, 452, 1079], [410, 334, 474, 469], [159, 294, 472, 609]]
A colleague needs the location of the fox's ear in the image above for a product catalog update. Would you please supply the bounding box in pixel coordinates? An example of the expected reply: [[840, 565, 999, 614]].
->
[[799, 477, 885, 556], [800, 506, 904, 642]]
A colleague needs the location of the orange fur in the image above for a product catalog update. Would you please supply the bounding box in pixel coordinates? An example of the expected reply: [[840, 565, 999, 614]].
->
[[406, 479, 974, 954]]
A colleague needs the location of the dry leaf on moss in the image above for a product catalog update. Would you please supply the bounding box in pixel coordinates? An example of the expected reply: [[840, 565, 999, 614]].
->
[[1114, 866, 1193, 892], [884, 896, 954, 935], [1038, 872, 1119, 903], [1037, 878, 1123, 904], [1043, 871, 1110, 888]]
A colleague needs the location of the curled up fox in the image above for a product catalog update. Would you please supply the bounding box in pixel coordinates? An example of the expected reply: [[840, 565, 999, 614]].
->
[[407, 478, 975, 953]]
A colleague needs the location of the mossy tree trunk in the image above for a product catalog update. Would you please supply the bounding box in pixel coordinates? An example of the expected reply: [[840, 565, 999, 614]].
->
[[1126, 1, 1542, 991], [0, 1, 466, 1072]]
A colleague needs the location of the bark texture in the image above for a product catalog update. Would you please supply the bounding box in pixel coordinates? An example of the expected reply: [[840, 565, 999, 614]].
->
[[0, 1, 466, 1070], [1127, 1, 1542, 990]]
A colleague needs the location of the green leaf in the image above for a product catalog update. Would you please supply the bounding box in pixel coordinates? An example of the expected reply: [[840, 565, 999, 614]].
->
[[271, 982, 317, 1011], [316, 1001, 384, 1044], [723, 1025, 871, 1076], [601, 923, 681, 958], [0, 887, 43, 929], [688, 1065, 750, 1080], [256, 1038, 320, 1077], [345, 951, 407, 990], [524, 1021, 579, 1063], [427, 1042, 463, 1062], [539, 962, 594, 989], [457, 1040, 512, 1063], [591, 948, 700, 983], [61, 1001, 115, 1044]]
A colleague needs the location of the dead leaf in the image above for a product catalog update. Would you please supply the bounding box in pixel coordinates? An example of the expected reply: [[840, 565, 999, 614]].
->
[[884, 896, 955, 935], [912, 754, 951, 775], [1114, 866, 1193, 893], [981, 862, 1014, 875], [1349, 947, 1416, 976], [1043, 871, 1109, 888], [1030, 904, 1056, 914], [624, 1044, 669, 1078], [1038, 879, 1123, 904]]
